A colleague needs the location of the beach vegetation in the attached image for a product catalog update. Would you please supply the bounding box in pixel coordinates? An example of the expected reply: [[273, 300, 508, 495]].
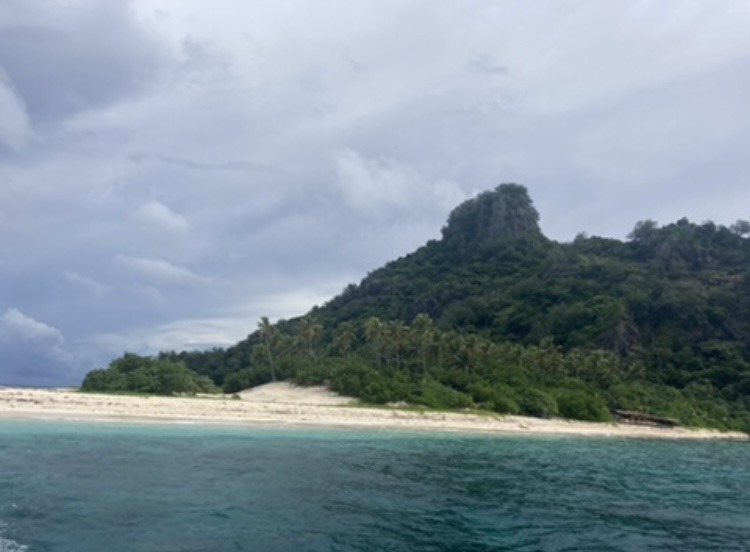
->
[[81, 354, 219, 396]]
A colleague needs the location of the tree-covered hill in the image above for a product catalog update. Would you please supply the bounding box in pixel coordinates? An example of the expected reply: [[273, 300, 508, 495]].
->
[[84, 184, 750, 431]]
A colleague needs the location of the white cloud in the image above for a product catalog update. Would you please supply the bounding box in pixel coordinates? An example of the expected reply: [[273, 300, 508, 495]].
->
[[334, 149, 414, 212], [334, 149, 466, 216], [0, 71, 32, 151], [93, 286, 338, 354], [64, 270, 112, 296], [133, 200, 190, 233], [115, 255, 209, 286], [0, 308, 64, 344], [145, 317, 251, 351]]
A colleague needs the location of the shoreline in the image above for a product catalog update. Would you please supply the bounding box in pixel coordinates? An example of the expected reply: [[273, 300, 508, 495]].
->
[[0, 384, 747, 441]]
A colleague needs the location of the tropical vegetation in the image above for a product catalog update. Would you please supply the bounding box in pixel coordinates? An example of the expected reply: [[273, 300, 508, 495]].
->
[[82, 184, 750, 432]]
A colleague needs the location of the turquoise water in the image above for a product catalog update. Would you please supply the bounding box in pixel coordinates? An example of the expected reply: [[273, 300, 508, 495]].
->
[[0, 421, 748, 551]]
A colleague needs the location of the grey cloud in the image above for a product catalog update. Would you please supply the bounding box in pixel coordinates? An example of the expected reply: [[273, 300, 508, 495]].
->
[[1, 0, 749, 386], [0, 308, 73, 386], [127, 152, 266, 173], [63, 270, 112, 296], [0, 0, 167, 125], [0, 70, 32, 151], [466, 54, 508, 76]]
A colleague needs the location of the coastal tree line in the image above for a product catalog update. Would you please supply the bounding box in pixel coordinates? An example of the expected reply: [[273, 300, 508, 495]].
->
[[85, 308, 749, 431]]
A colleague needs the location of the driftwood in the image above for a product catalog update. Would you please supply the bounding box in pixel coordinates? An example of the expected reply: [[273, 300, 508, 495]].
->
[[613, 409, 680, 428]]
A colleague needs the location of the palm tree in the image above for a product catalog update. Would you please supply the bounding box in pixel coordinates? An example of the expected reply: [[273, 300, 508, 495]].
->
[[448, 333, 486, 373], [331, 321, 357, 356], [385, 320, 408, 370], [364, 316, 386, 368], [298, 316, 323, 362], [257, 316, 278, 381], [411, 313, 435, 377]]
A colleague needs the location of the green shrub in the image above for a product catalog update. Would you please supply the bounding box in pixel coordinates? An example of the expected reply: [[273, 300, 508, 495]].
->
[[492, 395, 521, 415], [418, 380, 473, 410], [554, 389, 612, 422], [81, 368, 126, 392], [223, 367, 273, 394], [327, 359, 396, 404], [519, 389, 558, 418], [468, 382, 520, 414], [81, 354, 220, 396]]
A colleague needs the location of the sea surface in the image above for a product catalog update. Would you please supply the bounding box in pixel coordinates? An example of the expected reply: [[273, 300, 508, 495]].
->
[[0, 421, 748, 552]]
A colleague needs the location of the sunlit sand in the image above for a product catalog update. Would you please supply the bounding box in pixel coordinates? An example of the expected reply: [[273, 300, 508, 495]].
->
[[0, 383, 746, 440]]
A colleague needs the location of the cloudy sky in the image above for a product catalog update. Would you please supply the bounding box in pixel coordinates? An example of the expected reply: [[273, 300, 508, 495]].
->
[[1, 0, 749, 385]]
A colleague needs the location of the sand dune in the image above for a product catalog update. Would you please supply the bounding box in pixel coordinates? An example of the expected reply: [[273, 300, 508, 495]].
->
[[0, 383, 746, 440], [237, 382, 354, 405]]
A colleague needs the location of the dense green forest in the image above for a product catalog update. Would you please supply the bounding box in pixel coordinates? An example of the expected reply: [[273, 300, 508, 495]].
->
[[82, 184, 750, 431], [81, 353, 219, 395]]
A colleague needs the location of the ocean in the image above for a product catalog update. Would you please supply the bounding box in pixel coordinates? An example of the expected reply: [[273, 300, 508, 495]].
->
[[0, 421, 748, 552]]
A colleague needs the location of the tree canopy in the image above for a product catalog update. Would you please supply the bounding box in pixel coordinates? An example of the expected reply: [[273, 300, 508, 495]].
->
[[81, 353, 219, 396]]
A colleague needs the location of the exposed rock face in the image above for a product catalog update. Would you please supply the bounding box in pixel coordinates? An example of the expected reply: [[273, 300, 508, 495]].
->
[[441, 183, 543, 255]]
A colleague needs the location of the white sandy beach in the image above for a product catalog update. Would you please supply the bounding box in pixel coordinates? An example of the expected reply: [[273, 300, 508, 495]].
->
[[0, 383, 746, 440]]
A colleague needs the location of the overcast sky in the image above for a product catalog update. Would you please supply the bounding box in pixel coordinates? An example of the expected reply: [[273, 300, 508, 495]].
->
[[1, 0, 749, 386]]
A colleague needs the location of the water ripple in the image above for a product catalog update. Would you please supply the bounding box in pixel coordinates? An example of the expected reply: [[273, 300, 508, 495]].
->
[[0, 421, 748, 551]]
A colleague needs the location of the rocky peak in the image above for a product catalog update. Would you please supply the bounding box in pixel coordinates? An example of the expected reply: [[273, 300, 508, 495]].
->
[[441, 183, 543, 255]]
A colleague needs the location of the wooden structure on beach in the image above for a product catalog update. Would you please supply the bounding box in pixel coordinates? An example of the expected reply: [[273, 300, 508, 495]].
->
[[613, 409, 680, 428]]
